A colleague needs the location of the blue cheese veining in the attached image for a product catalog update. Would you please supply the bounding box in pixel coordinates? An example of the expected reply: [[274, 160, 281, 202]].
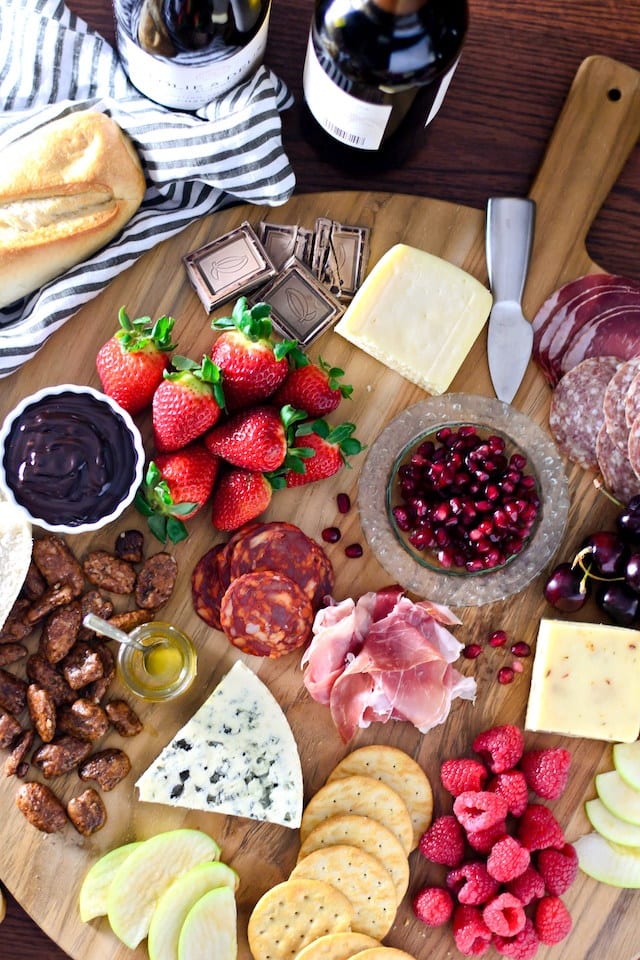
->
[[135, 660, 303, 828]]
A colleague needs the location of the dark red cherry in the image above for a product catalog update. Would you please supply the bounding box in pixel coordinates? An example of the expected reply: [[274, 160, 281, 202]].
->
[[578, 531, 627, 577], [624, 552, 640, 593], [543, 562, 589, 612], [596, 582, 639, 626]]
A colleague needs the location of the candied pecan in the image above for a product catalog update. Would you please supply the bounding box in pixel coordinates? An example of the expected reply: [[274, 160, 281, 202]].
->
[[105, 700, 143, 737], [61, 642, 104, 690], [0, 598, 32, 643], [108, 609, 153, 633], [26, 654, 76, 707], [40, 601, 82, 663], [0, 667, 27, 715], [83, 551, 136, 595], [0, 643, 27, 667], [57, 699, 109, 742], [67, 788, 106, 836], [82, 642, 115, 703], [32, 735, 92, 777], [0, 708, 22, 748], [5, 729, 34, 777], [135, 553, 178, 610], [79, 748, 131, 791], [24, 583, 77, 625], [16, 782, 67, 833], [32, 536, 84, 594], [26, 684, 56, 743], [22, 560, 46, 601], [77, 591, 114, 641], [115, 529, 144, 564]]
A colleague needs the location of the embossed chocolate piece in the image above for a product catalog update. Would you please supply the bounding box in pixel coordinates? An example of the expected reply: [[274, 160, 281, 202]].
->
[[250, 256, 344, 346], [257, 223, 315, 272], [312, 218, 370, 302]]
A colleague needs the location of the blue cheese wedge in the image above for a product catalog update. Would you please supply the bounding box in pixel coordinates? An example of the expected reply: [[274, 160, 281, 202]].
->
[[334, 243, 492, 395], [135, 660, 303, 828]]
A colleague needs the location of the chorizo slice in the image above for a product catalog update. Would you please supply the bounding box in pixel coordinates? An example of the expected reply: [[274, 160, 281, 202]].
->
[[83, 551, 136, 595], [134, 552, 178, 610], [220, 570, 313, 658], [79, 748, 131, 791], [191, 543, 227, 630], [27, 684, 57, 743], [40, 600, 82, 663], [32, 735, 92, 778], [67, 788, 107, 836], [16, 782, 67, 833]]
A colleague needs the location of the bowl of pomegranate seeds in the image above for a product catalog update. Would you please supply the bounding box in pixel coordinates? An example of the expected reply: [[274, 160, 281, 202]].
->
[[358, 395, 569, 605]]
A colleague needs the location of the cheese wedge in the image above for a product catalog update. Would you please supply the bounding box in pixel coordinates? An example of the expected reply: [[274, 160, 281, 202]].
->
[[525, 619, 640, 742], [334, 243, 492, 395], [135, 660, 303, 827]]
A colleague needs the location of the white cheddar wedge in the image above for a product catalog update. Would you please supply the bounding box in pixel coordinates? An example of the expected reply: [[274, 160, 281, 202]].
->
[[525, 619, 640, 742], [334, 243, 492, 395], [135, 660, 303, 828]]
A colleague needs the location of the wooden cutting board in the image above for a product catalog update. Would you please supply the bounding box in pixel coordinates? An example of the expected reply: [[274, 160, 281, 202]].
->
[[1, 55, 640, 960]]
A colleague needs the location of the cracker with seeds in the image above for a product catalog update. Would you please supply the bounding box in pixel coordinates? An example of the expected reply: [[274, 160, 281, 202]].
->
[[294, 931, 381, 960], [248, 878, 353, 960], [327, 746, 432, 849], [297, 814, 409, 904], [290, 844, 397, 941], [300, 774, 413, 856]]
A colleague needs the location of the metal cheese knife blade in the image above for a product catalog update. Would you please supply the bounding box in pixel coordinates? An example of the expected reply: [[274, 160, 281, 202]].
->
[[485, 197, 536, 404]]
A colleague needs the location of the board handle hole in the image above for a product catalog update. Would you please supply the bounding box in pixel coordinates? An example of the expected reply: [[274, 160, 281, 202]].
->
[[607, 87, 622, 102]]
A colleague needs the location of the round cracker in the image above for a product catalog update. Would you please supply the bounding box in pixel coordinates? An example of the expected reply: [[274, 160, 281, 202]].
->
[[327, 746, 432, 849], [350, 951, 417, 960], [248, 878, 352, 960], [301, 775, 413, 856], [297, 814, 409, 905], [290, 844, 397, 942], [294, 931, 380, 960]]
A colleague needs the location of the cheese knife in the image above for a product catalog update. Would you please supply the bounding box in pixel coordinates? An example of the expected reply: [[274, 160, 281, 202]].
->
[[485, 196, 536, 404]]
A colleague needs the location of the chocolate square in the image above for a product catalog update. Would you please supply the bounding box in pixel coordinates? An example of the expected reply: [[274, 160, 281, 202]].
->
[[183, 221, 276, 312]]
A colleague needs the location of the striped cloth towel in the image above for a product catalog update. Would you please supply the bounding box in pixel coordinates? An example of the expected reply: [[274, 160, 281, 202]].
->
[[0, 0, 296, 378]]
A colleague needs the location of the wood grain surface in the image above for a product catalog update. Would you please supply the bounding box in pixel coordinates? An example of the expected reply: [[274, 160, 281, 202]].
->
[[1, 53, 640, 960]]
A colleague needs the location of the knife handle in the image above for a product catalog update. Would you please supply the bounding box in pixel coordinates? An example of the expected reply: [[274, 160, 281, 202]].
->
[[485, 197, 536, 304]]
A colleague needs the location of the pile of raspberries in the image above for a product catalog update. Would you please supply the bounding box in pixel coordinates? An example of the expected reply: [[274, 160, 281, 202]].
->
[[413, 724, 576, 958]]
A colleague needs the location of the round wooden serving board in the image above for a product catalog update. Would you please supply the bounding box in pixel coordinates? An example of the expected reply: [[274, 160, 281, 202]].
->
[[1, 55, 640, 960]]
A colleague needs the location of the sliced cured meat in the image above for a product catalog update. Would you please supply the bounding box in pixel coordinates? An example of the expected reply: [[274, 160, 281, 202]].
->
[[532, 273, 628, 337], [603, 357, 640, 452], [191, 543, 228, 630], [549, 357, 620, 469], [628, 415, 640, 482], [558, 306, 640, 379], [596, 424, 640, 504], [220, 570, 313, 658], [625, 370, 640, 429]]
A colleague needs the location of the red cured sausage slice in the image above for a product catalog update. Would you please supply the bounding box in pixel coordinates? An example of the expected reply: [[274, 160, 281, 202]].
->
[[596, 424, 640, 504], [220, 570, 313, 658], [549, 357, 620, 469], [603, 357, 640, 452], [558, 306, 640, 379], [628, 416, 640, 482], [191, 544, 228, 630]]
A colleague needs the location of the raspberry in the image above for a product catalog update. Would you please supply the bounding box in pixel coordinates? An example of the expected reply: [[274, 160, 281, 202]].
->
[[494, 917, 540, 959], [488, 770, 529, 817], [487, 835, 531, 882], [412, 885, 454, 926], [441, 757, 489, 796], [482, 892, 526, 937], [517, 804, 565, 852], [446, 861, 500, 905], [505, 865, 546, 906], [536, 842, 578, 895], [419, 815, 466, 867], [452, 904, 493, 956], [534, 895, 572, 944], [453, 790, 509, 832], [473, 725, 525, 773], [519, 748, 571, 800], [466, 819, 507, 855]]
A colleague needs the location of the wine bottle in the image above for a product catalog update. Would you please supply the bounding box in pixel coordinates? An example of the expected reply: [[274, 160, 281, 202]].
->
[[301, 0, 468, 170], [113, 0, 271, 110]]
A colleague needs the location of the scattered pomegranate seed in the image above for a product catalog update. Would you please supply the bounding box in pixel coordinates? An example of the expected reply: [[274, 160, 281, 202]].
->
[[337, 492, 351, 514], [511, 641, 532, 658], [489, 630, 508, 647], [463, 643, 483, 659], [498, 666, 515, 684], [321, 526, 341, 543], [345, 543, 363, 558], [512, 660, 525, 674]]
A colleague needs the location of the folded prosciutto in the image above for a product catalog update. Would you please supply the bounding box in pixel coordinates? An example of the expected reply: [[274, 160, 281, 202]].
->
[[302, 587, 476, 742]]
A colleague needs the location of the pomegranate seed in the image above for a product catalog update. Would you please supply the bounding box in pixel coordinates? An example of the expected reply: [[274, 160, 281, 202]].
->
[[321, 526, 341, 543], [498, 666, 515, 684], [489, 630, 508, 647], [336, 492, 351, 514], [345, 543, 363, 559], [512, 660, 525, 674], [463, 643, 482, 659], [511, 641, 531, 657]]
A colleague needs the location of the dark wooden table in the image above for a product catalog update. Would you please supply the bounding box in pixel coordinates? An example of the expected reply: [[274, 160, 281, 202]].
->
[[3, 1, 640, 957]]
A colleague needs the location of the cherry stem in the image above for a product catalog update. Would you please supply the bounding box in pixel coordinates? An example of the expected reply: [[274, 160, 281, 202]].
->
[[571, 546, 625, 584], [593, 477, 624, 508]]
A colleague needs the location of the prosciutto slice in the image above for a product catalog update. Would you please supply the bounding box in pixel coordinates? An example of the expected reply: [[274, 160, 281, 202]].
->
[[303, 588, 475, 742]]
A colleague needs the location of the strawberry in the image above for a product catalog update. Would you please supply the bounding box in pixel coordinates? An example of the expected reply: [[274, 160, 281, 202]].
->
[[96, 307, 176, 414], [272, 355, 353, 418], [135, 444, 219, 543], [270, 419, 365, 488], [204, 405, 307, 472], [210, 466, 272, 531], [210, 298, 298, 410], [152, 355, 224, 452]]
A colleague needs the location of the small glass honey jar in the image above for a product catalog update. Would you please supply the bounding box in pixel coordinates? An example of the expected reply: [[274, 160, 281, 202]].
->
[[117, 621, 197, 701]]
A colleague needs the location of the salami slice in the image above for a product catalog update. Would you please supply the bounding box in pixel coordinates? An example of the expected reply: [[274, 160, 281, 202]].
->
[[549, 357, 621, 469], [191, 544, 228, 630], [596, 423, 640, 504], [603, 357, 640, 452], [628, 415, 640, 482], [220, 570, 313, 658], [624, 370, 640, 429]]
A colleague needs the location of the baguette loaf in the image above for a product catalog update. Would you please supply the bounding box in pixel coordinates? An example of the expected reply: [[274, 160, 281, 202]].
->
[[0, 111, 146, 309], [0, 501, 32, 632]]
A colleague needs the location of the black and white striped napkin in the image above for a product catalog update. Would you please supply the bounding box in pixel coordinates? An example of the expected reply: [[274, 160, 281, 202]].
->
[[0, 0, 296, 378]]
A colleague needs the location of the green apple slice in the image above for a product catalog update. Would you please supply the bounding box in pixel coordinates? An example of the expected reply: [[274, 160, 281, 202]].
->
[[585, 798, 640, 848], [79, 841, 144, 922], [613, 741, 640, 791], [108, 829, 221, 948], [148, 860, 238, 960], [178, 885, 237, 960], [596, 770, 640, 825], [575, 831, 640, 887]]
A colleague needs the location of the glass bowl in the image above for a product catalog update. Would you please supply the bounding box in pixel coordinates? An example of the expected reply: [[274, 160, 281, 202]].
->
[[117, 621, 197, 702], [358, 394, 570, 606]]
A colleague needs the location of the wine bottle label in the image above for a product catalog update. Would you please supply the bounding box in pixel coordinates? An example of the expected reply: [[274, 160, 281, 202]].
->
[[116, 5, 270, 110]]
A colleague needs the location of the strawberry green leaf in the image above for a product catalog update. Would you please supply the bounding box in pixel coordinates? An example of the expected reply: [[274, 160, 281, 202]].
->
[[166, 516, 189, 544], [147, 513, 169, 544], [115, 306, 176, 353]]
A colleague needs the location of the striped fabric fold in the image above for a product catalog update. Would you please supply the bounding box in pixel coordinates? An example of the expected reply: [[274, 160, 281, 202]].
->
[[0, 0, 296, 377]]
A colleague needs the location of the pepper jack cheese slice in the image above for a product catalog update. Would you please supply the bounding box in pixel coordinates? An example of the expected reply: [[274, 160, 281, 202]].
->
[[525, 619, 640, 742], [334, 243, 492, 395], [135, 660, 303, 827]]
